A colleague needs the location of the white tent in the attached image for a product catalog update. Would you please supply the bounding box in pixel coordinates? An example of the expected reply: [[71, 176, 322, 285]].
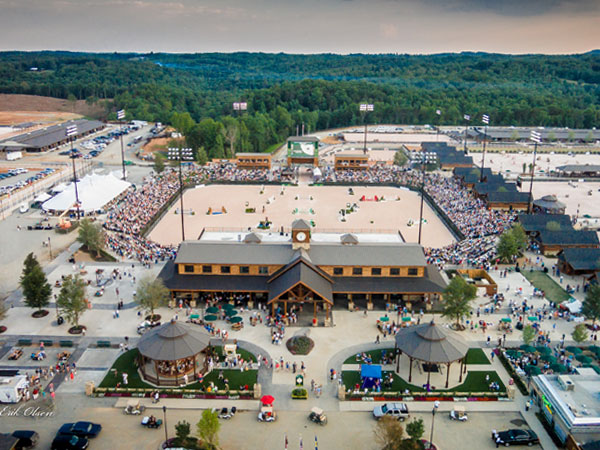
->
[[42, 173, 131, 213], [51, 183, 68, 193], [34, 192, 52, 203], [564, 299, 582, 314]]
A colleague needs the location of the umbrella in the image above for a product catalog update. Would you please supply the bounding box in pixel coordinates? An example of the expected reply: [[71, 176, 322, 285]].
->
[[401, 317, 412, 322], [222, 303, 235, 310], [225, 309, 238, 317], [204, 314, 218, 322], [261, 395, 275, 405], [550, 363, 568, 374], [576, 355, 593, 364], [589, 345, 600, 353], [379, 316, 390, 322], [500, 318, 512, 323], [527, 316, 538, 322], [206, 307, 219, 314], [524, 365, 541, 376], [565, 346, 582, 355], [229, 316, 243, 324], [190, 314, 199, 319], [520, 345, 536, 353], [535, 346, 551, 356]]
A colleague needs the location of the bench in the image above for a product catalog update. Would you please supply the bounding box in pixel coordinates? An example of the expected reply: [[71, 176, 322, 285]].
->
[[97, 340, 112, 348], [59, 340, 74, 347], [40, 340, 53, 347], [17, 339, 32, 346]]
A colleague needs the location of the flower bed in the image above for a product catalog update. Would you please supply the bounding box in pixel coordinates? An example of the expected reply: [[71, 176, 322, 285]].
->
[[93, 387, 254, 400], [286, 336, 314, 355], [291, 388, 308, 399]]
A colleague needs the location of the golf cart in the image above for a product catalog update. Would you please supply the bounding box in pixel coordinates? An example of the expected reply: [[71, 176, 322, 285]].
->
[[124, 399, 145, 415], [258, 395, 277, 422], [308, 407, 327, 425], [449, 405, 468, 421]]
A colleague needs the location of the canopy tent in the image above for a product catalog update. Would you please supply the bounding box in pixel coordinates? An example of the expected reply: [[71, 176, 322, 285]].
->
[[33, 192, 52, 203], [51, 183, 69, 193], [360, 364, 382, 390], [564, 299, 582, 314], [42, 172, 131, 213]]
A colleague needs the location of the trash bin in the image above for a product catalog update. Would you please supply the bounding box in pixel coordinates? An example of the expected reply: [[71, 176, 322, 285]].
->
[[57, 316, 64, 325]]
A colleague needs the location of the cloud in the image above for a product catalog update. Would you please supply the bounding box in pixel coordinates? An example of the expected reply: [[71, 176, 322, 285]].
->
[[400, 0, 600, 16]]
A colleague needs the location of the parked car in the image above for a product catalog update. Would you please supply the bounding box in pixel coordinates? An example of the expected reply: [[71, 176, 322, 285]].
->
[[58, 421, 102, 438], [12, 430, 39, 449], [373, 403, 410, 421], [492, 429, 539, 447], [51, 434, 88, 450]]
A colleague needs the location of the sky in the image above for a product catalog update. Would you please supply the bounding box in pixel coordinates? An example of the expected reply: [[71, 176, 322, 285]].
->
[[0, 0, 598, 54]]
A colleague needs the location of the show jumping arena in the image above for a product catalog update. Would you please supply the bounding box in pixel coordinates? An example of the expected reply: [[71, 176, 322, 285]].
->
[[148, 184, 457, 248]]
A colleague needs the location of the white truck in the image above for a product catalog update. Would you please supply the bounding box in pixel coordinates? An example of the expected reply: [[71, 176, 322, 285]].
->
[[6, 151, 22, 161]]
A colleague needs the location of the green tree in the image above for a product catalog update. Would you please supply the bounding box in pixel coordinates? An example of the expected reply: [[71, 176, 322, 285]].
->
[[20, 253, 51, 313], [572, 324, 589, 344], [222, 116, 239, 158], [196, 147, 208, 165], [374, 415, 405, 450], [56, 275, 87, 329], [496, 231, 518, 263], [174, 420, 194, 447], [511, 130, 520, 141], [522, 162, 527, 174], [582, 284, 600, 326], [196, 409, 220, 449], [585, 131, 594, 143], [441, 276, 477, 329], [135, 276, 169, 321], [511, 224, 528, 253], [393, 151, 408, 167], [567, 130, 576, 142], [77, 218, 105, 258], [67, 93, 77, 112], [153, 152, 165, 174], [547, 131, 557, 142], [170, 111, 195, 137], [522, 324, 536, 345], [546, 221, 561, 231], [405, 418, 425, 442]]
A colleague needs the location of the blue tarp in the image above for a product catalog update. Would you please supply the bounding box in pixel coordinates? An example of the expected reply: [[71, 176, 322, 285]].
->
[[360, 364, 382, 379]]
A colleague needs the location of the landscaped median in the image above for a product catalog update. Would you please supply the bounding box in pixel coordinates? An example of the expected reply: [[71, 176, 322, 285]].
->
[[521, 270, 570, 304], [94, 347, 258, 399]]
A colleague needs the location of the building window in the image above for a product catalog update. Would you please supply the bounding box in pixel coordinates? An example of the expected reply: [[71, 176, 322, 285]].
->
[[202, 265, 212, 274], [390, 268, 400, 276], [240, 266, 250, 274], [184, 265, 194, 273], [371, 268, 382, 276], [333, 267, 343, 275], [408, 268, 419, 276], [259, 266, 269, 275], [221, 266, 231, 274], [352, 267, 363, 275]]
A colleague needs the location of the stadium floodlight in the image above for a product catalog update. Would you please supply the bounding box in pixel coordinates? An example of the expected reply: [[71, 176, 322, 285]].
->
[[65, 124, 81, 220], [117, 110, 127, 180], [527, 130, 542, 213], [233, 102, 247, 111], [65, 124, 78, 137], [359, 104, 374, 152], [480, 114, 490, 182], [168, 148, 194, 241], [463, 114, 471, 153], [463, 114, 471, 121], [117, 109, 125, 120]]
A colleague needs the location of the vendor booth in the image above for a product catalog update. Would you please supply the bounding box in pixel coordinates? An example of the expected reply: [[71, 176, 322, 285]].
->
[[361, 364, 382, 390]]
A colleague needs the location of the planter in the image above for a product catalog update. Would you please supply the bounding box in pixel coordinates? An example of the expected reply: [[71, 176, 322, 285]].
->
[[32, 310, 49, 318], [291, 388, 308, 399], [68, 325, 86, 335]]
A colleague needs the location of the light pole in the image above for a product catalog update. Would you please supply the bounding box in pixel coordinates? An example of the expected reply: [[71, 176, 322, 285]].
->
[[48, 237, 52, 260], [480, 114, 490, 182], [232, 102, 247, 157], [162, 405, 168, 444], [527, 130, 541, 214], [168, 147, 193, 241], [418, 152, 436, 245], [463, 114, 471, 153], [65, 124, 81, 220], [360, 103, 374, 154], [435, 109, 441, 141], [427, 403, 439, 449], [117, 109, 126, 180]]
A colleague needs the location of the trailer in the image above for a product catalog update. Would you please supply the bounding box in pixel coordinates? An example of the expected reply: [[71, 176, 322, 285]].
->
[[0, 375, 28, 403]]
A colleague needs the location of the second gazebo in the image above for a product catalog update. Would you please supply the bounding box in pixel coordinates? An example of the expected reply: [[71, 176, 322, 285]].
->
[[137, 319, 211, 386], [394, 320, 468, 388]]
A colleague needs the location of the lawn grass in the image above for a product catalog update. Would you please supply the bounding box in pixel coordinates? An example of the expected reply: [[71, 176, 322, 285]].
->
[[343, 348, 395, 365], [344, 348, 490, 365], [211, 345, 257, 363], [522, 270, 570, 304], [99, 348, 257, 390], [465, 348, 491, 365], [342, 369, 505, 394]]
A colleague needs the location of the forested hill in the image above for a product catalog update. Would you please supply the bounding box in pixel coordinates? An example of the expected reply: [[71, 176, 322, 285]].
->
[[0, 51, 599, 157]]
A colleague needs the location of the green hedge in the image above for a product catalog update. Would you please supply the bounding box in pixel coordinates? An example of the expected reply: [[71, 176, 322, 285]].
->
[[497, 351, 529, 395]]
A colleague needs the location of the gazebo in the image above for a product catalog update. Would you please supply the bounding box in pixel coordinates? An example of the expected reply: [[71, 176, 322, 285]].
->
[[137, 319, 211, 386], [533, 195, 566, 215], [394, 321, 469, 388]]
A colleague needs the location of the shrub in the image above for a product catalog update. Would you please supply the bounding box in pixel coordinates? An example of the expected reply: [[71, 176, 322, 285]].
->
[[286, 336, 315, 355], [291, 388, 308, 399]]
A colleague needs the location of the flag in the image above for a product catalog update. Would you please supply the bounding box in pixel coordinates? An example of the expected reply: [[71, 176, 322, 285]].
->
[[315, 435, 318, 450], [285, 434, 288, 450], [463, 114, 471, 121]]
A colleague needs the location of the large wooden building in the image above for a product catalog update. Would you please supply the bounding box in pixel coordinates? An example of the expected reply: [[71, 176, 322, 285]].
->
[[235, 152, 272, 170], [159, 219, 446, 323], [334, 154, 369, 170]]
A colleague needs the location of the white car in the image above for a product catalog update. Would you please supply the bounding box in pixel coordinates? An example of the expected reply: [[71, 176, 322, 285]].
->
[[373, 403, 410, 421]]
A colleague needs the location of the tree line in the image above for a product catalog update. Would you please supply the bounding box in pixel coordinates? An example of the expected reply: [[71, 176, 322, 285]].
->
[[1, 51, 599, 158]]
